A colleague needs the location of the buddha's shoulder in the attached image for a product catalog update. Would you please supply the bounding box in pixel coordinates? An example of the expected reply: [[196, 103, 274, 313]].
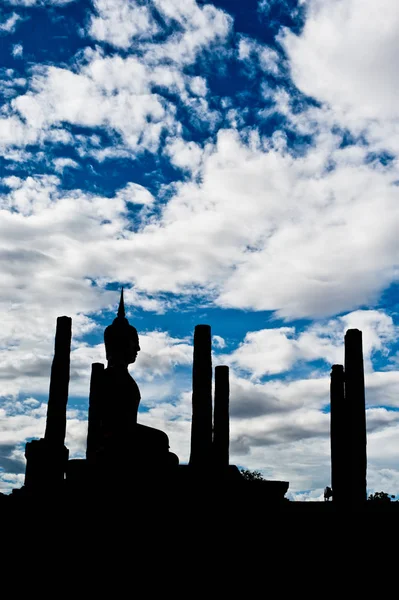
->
[[102, 367, 141, 393]]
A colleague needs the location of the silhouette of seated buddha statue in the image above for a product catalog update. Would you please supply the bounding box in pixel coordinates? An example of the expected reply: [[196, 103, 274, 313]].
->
[[93, 290, 178, 475]]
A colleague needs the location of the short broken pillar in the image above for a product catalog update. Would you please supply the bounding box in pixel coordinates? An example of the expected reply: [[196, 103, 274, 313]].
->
[[86, 362, 105, 462], [345, 329, 367, 503], [24, 316, 72, 490], [213, 365, 230, 471], [189, 324, 213, 469], [330, 364, 348, 504], [24, 439, 69, 490]]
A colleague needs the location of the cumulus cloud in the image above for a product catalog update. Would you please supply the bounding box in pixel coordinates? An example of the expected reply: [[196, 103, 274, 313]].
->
[[3, 120, 398, 322], [100, 128, 397, 320], [11, 57, 174, 153], [150, 0, 232, 66], [281, 0, 399, 154], [221, 310, 398, 379], [282, 0, 399, 120], [2, 1, 398, 325], [164, 138, 204, 173], [2, 48, 216, 158], [89, 0, 232, 67], [225, 327, 298, 378], [89, 0, 159, 48]]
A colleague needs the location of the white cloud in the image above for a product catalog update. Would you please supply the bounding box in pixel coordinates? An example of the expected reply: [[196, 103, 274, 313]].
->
[[133, 331, 192, 380], [238, 36, 280, 76], [1, 115, 398, 322], [226, 327, 298, 377], [0, 13, 21, 33], [89, 0, 159, 48], [144, 0, 232, 66], [221, 310, 398, 378], [11, 58, 174, 152], [165, 138, 203, 173], [2, 1, 397, 327], [189, 76, 207, 97], [106, 127, 398, 320], [0, 284, 193, 398], [88, 0, 232, 67], [0, 72, 26, 100], [3, 49, 216, 158], [225, 370, 399, 492], [53, 157, 79, 173], [64, 417, 87, 457], [11, 43, 23, 58], [116, 182, 155, 206], [0, 115, 40, 149], [281, 0, 399, 149], [0, 472, 24, 494], [212, 335, 226, 349]]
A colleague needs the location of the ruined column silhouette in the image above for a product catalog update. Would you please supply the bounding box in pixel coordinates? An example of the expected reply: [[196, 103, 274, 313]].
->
[[44, 316, 72, 445], [25, 316, 71, 488], [213, 365, 230, 470], [345, 329, 367, 503], [330, 364, 347, 504], [86, 362, 105, 461], [189, 324, 212, 468]]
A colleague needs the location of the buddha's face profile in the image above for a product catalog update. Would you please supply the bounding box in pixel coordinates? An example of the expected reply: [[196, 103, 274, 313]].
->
[[128, 335, 140, 364]]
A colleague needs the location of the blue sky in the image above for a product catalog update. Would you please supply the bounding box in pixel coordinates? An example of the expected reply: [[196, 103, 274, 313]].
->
[[0, 0, 398, 500]]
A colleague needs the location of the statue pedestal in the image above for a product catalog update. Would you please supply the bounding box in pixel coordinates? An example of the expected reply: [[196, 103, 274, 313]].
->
[[24, 439, 69, 490]]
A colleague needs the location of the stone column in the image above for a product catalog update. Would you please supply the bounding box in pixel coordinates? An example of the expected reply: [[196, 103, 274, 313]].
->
[[86, 362, 105, 461], [44, 316, 72, 444], [25, 316, 71, 489], [213, 365, 230, 470], [345, 329, 367, 503], [330, 364, 347, 504], [189, 324, 213, 468]]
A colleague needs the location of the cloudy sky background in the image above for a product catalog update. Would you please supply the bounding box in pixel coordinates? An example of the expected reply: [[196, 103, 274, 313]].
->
[[0, 0, 398, 500]]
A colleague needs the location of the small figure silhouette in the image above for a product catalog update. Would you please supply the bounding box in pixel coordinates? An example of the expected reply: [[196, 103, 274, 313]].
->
[[324, 486, 333, 501]]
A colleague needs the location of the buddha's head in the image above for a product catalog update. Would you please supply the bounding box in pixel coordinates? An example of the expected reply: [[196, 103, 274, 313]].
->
[[104, 289, 140, 367]]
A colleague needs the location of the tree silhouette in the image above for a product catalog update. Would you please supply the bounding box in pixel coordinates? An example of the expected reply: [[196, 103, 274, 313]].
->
[[368, 491, 395, 502], [240, 469, 265, 481]]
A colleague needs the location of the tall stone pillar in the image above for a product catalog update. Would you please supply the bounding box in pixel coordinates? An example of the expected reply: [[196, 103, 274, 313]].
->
[[345, 329, 367, 503], [25, 316, 72, 489], [213, 365, 230, 470], [189, 324, 213, 468], [330, 364, 347, 504], [86, 362, 105, 461], [44, 316, 72, 444]]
